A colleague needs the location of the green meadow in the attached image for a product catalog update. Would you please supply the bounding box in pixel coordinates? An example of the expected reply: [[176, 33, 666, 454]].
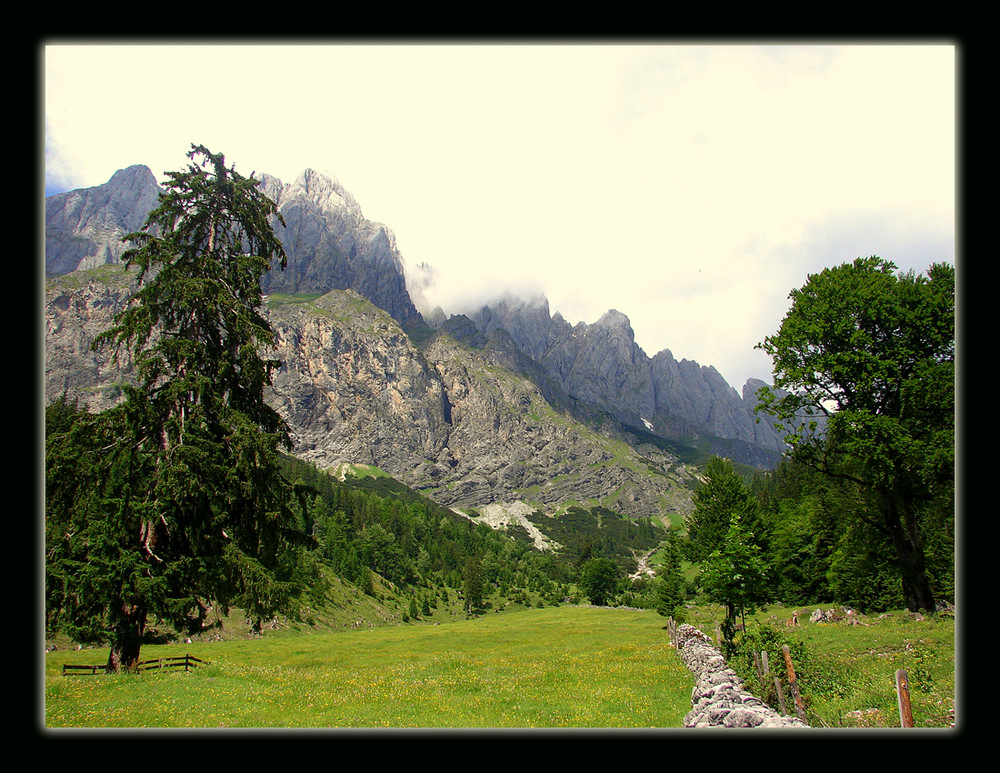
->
[[42, 603, 957, 731], [43, 606, 694, 730]]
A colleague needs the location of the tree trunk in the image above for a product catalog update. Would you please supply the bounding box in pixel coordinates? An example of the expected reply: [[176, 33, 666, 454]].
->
[[883, 493, 936, 614], [106, 603, 147, 672]]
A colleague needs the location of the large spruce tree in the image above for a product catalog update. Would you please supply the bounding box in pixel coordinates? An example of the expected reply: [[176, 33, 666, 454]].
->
[[45, 145, 309, 670]]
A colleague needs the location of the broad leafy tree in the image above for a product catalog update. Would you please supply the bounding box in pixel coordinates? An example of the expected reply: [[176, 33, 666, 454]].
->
[[45, 145, 310, 670], [699, 513, 769, 647], [756, 257, 954, 613], [579, 557, 620, 606]]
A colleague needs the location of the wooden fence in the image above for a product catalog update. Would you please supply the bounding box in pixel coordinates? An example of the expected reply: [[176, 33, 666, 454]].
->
[[747, 644, 807, 722], [62, 653, 210, 676], [751, 644, 916, 727]]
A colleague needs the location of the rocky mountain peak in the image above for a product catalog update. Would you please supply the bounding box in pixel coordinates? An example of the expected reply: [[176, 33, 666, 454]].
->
[[108, 164, 159, 189], [46, 164, 422, 329], [286, 169, 362, 217], [45, 164, 163, 275], [742, 377, 769, 403], [594, 309, 633, 335], [461, 293, 788, 467]]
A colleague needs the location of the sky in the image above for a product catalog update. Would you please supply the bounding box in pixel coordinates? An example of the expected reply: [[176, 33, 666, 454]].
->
[[43, 40, 957, 391]]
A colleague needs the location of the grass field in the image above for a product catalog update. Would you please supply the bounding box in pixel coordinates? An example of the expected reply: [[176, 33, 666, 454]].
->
[[43, 606, 694, 730], [41, 602, 958, 732], [777, 607, 956, 729]]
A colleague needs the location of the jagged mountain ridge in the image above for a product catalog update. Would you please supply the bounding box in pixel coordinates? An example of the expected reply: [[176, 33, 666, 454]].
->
[[466, 295, 787, 468], [44, 165, 787, 501], [45, 164, 422, 328], [45, 273, 699, 518], [268, 290, 698, 515], [45, 165, 162, 275]]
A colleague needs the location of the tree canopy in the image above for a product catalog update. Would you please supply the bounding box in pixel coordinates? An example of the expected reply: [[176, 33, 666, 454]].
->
[[578, 557, 621, 607], [45, 145, 309, 670], [699, 512, 769, 645], [755, 256, 955, 613], [686, 456, 768, 563]]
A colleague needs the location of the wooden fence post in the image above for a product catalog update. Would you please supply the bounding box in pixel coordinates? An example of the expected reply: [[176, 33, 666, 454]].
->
[[773, 676, 788, 715], [755, 649, 786, 714], [896, 669, 914, 727], [781, 644, 807, 722]]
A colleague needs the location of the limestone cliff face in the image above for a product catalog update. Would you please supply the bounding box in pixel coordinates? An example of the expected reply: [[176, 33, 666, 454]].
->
[[266, 290, 451, 472], [258, 170, 422, 328], [414, 333, 697, 515], [45, 165, 162, 275], [45, 275, 698, 517], [264, 290, 696, 515], [44, 268, 139, 412]]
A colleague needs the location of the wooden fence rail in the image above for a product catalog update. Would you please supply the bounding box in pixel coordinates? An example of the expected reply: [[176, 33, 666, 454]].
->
[[62, 654, 210, 676]]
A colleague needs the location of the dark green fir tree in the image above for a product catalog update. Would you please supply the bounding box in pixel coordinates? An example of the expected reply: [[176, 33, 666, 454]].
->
[[46, 145, 312, 671]]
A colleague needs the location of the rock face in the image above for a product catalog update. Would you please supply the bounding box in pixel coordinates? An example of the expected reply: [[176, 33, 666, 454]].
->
[[266, 290, 451, 475], [410, 330, 697, 515], [257, 170, 422, 328], [470, 295, 788, 467], [264, 289, 699, 516], [45, 165, 162, 275], [45, 269, 139, 412], [44, 274, 699, 518], [673, 624, 809, 729], [45, 165, 422, 329]]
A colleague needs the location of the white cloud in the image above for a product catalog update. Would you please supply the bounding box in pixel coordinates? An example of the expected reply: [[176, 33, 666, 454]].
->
[[43, 41, 956, 390]]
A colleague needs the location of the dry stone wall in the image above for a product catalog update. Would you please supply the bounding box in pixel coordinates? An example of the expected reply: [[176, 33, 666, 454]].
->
[[673, 623, 809, 729]]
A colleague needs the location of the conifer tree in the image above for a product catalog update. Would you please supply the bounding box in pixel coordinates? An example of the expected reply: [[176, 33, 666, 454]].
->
[[46, 145, 309, 671], [686, 456, 768, 562], [654, 534, 686, 620]]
